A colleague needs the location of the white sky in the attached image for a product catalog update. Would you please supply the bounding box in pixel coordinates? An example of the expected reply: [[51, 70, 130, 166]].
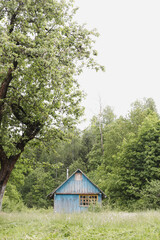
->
[[75, 0, 160, 129]]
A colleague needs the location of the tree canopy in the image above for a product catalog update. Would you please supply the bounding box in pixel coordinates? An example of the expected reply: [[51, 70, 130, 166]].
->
[[0, 0, 102, 210]]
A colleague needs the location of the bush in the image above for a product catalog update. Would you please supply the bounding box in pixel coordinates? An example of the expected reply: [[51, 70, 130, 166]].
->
[[139, 180, 160, 210], [88, 202, 103, 212], [21, 167, 54, 208], [2, 183, 26, 212], [2, 196, 26, 212]]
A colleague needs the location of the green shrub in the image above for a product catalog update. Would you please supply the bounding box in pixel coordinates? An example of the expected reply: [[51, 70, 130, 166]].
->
[[88, 202, 102, 212], [139, 180, 160, 210], [2, 196, 26, 212], [21, 167, 54, 209], [2, 183, 26, 212]]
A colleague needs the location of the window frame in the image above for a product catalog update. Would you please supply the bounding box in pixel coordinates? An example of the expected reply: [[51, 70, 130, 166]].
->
[[75, 172, 82, 181], [79, 194, 98, 207]]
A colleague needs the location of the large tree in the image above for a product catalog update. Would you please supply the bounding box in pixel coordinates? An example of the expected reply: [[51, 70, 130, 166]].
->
[[0, 0, 102, 209], [106, 113, 160, 209]]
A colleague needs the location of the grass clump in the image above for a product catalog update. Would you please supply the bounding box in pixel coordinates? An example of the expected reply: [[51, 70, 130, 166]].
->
[[0, 209, 160, 239]]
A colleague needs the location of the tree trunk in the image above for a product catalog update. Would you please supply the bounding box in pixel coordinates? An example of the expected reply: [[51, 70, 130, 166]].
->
[[99, 122, 104, 155], [0, 182, 7, 211], [0, 154, 20, 211], [98, 98, 104, 155]]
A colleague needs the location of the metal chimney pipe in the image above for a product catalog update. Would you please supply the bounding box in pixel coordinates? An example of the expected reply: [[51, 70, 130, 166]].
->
[[67, 168, 69, 179]]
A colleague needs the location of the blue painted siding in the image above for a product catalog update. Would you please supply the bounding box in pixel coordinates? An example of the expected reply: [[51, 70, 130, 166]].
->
[[54, 193, 102, 213], [54, 194, 86, 213], [56, 174, 100, 194]]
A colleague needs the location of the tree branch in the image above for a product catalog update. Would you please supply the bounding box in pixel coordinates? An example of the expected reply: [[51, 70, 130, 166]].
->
[[0, 60, 18, 123], [11, 103, 43, 151], [16, 121, 42, 152], [0, 145, 8, 166], [9, 2, 24, 34]]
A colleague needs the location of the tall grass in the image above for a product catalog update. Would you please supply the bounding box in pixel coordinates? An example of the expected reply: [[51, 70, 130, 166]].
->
[[0, 209, 160, 239]]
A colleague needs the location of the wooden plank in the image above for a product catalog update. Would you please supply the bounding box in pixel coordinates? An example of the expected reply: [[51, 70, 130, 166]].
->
[[55, 193, 99, 195]]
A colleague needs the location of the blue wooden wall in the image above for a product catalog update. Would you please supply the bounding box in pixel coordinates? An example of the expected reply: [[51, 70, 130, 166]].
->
[[54, 172, 102, 213]]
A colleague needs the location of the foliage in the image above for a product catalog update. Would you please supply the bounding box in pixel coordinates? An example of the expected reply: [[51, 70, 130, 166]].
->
[[106, 113, 160, 209], [2, 195, 26, 212], [139, 180, 160, 210], [2, 182, 25, 212], [129, 98, 157, 134], [2, 157, 30, 211], [0, 0, 102, 149], [2, 97, 160, 211], [88, 202, 102, 212], [21, 167, 55, 208], [87, 106, 116, 171]]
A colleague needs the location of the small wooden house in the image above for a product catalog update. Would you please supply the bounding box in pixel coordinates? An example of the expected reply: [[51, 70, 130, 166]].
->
[[48, 169, 106, 213]]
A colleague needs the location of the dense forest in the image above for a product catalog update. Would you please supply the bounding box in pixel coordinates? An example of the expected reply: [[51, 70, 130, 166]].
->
[[3, 97, 160, 211]]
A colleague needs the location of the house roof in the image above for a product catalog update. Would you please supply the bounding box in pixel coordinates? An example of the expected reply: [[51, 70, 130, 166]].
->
[[47, 169, 107, 199]]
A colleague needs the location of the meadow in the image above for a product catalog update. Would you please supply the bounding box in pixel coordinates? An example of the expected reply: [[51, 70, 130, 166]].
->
[[0, 209, 160, 240]]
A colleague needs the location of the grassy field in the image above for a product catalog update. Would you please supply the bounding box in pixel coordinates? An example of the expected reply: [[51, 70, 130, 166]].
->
[[0, 209, 160, 240]]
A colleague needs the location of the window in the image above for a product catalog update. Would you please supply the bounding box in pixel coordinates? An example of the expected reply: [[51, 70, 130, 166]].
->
[[75, 173, 82, 181], [79, 195, 98, 206]]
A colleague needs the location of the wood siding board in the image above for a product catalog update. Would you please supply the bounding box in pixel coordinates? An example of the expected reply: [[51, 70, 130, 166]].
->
[[56, 174, 100, 195], [54, 194, 86, 213], [55, 193, 99, 195], [54, 194, 101, 213], [48, 169, 106, 199]]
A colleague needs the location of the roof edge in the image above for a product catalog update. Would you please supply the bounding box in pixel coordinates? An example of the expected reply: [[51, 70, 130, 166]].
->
[[47, 169, 107, 199]]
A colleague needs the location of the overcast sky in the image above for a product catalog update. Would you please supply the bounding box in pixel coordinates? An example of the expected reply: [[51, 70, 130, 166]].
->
[[74, 0, 160, 129]]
